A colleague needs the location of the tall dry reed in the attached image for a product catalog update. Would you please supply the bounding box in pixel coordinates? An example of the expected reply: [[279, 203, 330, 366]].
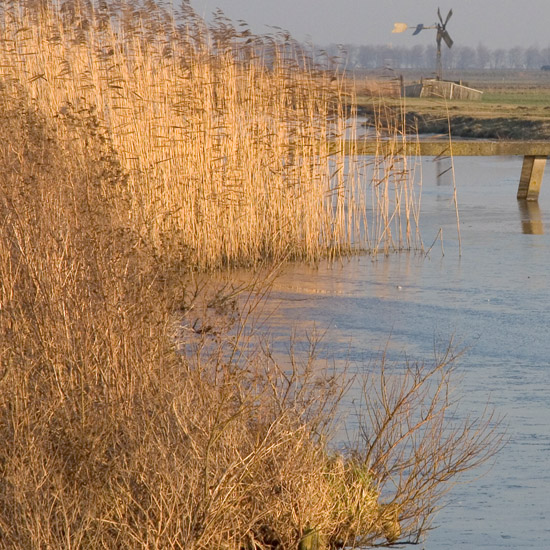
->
[[0, 0, 421, 268], [0, 88, 503, 548], [0, 85, 348, 549], [0, 3, 501, 549]]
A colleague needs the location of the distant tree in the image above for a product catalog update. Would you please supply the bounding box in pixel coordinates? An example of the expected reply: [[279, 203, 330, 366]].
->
[[525, 46, 542, 69], [443, 46, 456, 69], [540, 47, 550, 67], [456, 46, 476, 69], [409, 44, 425, 68], [424, 44, 437, 71], [476, 43, 491, 69], [509, 46, 525, 68], [316, 41, 550, 71], [492, 48, 508, 68]]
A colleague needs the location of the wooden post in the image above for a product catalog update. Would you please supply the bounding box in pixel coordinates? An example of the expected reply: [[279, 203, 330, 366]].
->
[[518, 200, 544, 235], [517, 155, 547, 201]]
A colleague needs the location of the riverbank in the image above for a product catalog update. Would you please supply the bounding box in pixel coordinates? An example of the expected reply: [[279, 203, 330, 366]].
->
[[356, 103, 550, 140], [0, 5, 505, 548], [354, 69, 550, 140], [406, 112, 550, 140]]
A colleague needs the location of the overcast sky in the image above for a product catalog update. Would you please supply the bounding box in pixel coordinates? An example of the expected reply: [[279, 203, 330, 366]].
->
[[189, 0, 550, 50]]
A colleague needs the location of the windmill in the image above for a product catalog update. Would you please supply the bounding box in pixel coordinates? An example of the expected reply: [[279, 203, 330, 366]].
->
[[393, 8, 454, 80]]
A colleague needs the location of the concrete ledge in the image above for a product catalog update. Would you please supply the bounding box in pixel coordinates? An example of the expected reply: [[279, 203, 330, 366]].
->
[[344, 139, 550, 157], [335, 138, 550, 202]]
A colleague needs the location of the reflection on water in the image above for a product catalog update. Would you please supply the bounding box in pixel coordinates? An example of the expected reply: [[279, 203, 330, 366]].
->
[[518, 200, 544, 234], [435, 155, 454, 186], [250, 156, 550, 549]]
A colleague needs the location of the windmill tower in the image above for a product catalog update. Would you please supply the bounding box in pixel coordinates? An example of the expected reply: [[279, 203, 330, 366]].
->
[[393, 8, 454, 80]]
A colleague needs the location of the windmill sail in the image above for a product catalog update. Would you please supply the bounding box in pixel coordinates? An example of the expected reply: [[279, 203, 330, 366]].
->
[[441, 29, 453, 48], [392, 22, 408, 33]]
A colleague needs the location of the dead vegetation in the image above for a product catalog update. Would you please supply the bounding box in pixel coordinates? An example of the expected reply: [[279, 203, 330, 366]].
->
[[0, 93, 503, 548], [0, 1, 504, 548], [0, 0, 423, 268]]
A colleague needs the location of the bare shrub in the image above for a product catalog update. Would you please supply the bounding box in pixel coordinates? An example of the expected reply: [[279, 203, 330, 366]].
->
[[345, 346, 505, 546], [0, 5, 502, 550]]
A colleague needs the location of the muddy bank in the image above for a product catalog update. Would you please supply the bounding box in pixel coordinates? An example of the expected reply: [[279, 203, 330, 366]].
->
[[357, 104, 550, 140], [406, 112, 550, 140]]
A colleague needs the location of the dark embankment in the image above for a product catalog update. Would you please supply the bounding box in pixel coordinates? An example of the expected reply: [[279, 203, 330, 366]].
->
[[357, 104, 550, 140]]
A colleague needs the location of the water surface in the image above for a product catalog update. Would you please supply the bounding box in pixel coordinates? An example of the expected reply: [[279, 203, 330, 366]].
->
[[261, 156, 550, 549]]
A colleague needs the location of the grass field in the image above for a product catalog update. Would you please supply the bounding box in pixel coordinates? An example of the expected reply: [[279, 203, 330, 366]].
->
[[353, 69, 550, 138], [357, 68, 550, 89]]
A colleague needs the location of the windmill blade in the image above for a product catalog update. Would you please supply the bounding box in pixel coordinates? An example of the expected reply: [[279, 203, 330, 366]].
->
[[437, 7, 443, 25], [441, 29, 453, 48], [412, 23, 425, 35], [392, 22, 408, 33], [444, 9, 453, 26]]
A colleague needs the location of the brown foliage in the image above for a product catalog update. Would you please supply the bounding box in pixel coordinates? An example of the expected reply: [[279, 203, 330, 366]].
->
[[0, 4, 503, 549]]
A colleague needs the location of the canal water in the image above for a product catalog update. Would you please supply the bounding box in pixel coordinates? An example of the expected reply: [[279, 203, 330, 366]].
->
[[257, 156, 550, 549]]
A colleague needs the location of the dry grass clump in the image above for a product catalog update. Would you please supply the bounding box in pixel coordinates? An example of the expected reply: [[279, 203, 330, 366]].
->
[[0, 3, 501, 549], [0, 90, 377, 548], [0, 93, 502, 548], [0, 0, 421, 268], [0, 86, 332, 548], [354, 78, 402, 99]]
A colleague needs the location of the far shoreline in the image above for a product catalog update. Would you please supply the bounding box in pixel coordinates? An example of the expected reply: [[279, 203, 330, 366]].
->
[[355, 104, 550, 141], [352, 68, 550, 141]]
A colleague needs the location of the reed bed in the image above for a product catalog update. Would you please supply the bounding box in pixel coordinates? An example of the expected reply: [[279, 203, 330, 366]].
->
[[0, 2, 501, 549], [0, 0, 421, 268], [0, 90, 502, 548], [0, 86, 351, 549]]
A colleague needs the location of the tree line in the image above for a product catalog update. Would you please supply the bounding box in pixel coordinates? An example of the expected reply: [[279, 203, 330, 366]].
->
[[319, 43, 550, 70]]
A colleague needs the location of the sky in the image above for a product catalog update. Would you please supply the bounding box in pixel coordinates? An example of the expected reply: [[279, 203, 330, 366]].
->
[[188, 0, 550, 50]]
